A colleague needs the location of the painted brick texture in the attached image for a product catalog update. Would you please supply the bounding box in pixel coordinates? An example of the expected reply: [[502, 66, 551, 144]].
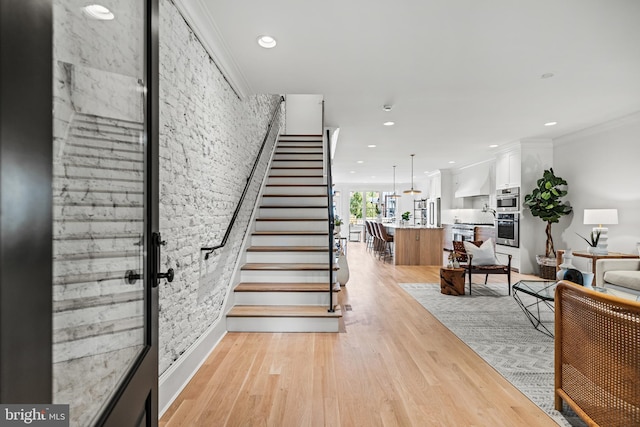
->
[[159, 0, 282, 374]]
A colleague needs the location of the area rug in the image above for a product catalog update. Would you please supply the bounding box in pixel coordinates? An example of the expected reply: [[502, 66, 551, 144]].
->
[[400, 283, 586, 427]]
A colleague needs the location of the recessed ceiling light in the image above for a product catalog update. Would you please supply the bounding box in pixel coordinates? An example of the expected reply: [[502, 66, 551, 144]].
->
[[383, 121, 395, 126], [356, 160, 364, 164], [489, 144, 498, 148], [257, 35, 277, 48], [367, 144, 377, 148], [350, 171, 356, 174], [382, 105, 393, 112], [82, 4, 114, 20], [544, 121, 558, 126], [423, 171, 430, 174], [448, 161, 455, 164], [541, 73, 554, 79]]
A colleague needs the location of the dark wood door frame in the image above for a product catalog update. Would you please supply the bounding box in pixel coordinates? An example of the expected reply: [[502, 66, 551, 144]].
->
[[0, 0, 54, 403], [1, 2, 160, 424]]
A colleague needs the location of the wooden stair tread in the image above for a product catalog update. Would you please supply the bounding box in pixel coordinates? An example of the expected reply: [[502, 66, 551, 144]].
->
[[268, 175, 324, 178], [246, 246, 331, 252], [265, 184, 326, 187], [272, 158, 322, 162], [270, 166, 323, 170], [260, 205, 328, 209], [241, 263, 338, 271], [255, 218, 327, 222], [252, 231, 328, 236], [274, 151, 323, 154], [235, 283, 335, 292], [263, 194, 326, 197], [227, 305, 341, 318]]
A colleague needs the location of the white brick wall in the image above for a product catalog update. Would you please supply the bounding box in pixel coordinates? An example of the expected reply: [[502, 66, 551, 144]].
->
[[158, 0, 282, 374]]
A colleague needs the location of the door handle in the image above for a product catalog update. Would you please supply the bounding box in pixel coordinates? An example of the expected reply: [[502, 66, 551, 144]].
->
[[157, 268, 174, 282], [153, 232, 174, 287]]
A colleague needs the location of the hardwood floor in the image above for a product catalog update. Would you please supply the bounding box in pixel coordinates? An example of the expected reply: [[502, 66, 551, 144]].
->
[[160, 242, 558, 426]]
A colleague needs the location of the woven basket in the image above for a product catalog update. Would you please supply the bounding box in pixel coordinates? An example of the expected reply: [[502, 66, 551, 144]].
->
[[536, 255, 557, 280], [539, 263, 557, 280]]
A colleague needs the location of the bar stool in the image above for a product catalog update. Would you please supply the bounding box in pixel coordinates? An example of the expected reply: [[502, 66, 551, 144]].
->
[[376, 222, 394, 262]]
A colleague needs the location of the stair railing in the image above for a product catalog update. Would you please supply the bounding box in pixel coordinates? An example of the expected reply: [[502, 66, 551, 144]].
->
[[201, 96, 284, 260], [326, 128, 335, 313]]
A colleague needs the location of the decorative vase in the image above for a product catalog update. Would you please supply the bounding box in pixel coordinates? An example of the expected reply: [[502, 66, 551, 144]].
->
[[582, 272, 594, 289], [334, 225, 341, 235], [337, 252, 349, 286]]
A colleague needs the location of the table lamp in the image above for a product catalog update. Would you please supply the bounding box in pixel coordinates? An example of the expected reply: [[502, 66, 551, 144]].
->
[[583, 209, 618, 255]]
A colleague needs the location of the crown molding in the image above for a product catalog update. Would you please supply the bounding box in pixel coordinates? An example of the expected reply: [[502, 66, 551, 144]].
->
[[173, 0, 252, 99], [554, 111, 640, 146]]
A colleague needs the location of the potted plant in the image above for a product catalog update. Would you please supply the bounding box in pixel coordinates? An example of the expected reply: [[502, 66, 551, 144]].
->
[[334, 216, 343, 235], [523, 168, 573, 279], [576, 230, 602, 254], [401, 211, 411, 225]]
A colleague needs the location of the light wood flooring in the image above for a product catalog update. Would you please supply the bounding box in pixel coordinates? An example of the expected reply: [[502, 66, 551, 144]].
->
[[160, 242, 558, 427]]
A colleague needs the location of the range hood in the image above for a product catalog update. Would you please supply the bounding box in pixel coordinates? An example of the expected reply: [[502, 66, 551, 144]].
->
[[454, 162, 491, 198]]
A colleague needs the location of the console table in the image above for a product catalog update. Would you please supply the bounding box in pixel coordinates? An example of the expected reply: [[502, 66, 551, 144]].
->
[[556, 249, 639, 274]]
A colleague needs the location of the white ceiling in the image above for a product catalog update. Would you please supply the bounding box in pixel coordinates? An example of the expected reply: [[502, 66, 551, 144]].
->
[[182, 0, 640, 187]]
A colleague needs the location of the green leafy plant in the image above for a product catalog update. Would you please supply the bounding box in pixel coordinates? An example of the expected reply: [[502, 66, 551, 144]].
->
[[523, 168, 573, 258], [334, 216, 343, 226], [401, 211, 411, 222], [576, 230, 601, 247]]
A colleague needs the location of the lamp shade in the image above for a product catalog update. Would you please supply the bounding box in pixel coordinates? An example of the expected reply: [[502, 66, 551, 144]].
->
[[583, 209, 618, 226]]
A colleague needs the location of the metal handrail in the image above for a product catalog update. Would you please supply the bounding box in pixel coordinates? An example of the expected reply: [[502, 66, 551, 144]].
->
[[326, 128, 335, 313], [201, 96, 284, 259]]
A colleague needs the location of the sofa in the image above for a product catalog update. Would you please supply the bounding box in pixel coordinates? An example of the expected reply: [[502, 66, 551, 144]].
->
[[596, 259, 640, 296]]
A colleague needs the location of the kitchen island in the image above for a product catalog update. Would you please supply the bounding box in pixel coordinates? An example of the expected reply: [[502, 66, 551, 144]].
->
[[385, 225, 444, 266]]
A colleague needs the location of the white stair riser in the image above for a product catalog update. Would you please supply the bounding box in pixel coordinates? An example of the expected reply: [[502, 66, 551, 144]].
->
[[262, 196, 327, 207], [275, 147, 323, 154], [245, 251, 328, 263], [54, 237, 141, 255], [240, 270, 331, 283], [271, 160, 323, 168], [267, 176, 324, 185], [54, 191, 143, 206], [263, 186, 326, 196], [258, 207, 327, 218], [278, 137, 322, 142], [234, 291, 331, 306], [255, 221, 328, 232], [227, 317, 339, 333], [54, 164, 142, 181], [269, 168, 322, 176], [250, 234, 328, 246], [273, 153, 323, 161]]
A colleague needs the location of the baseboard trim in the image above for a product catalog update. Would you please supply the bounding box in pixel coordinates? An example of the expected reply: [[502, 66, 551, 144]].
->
[[158, 317, 227, 418]]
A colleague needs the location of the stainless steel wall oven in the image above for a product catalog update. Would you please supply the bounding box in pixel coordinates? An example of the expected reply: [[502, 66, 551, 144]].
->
[[496, 213, 519, 247], [496, 187, 519, 212]]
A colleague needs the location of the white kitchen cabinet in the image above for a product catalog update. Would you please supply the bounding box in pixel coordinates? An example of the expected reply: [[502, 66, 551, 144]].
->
[[495, 148, 521, 189], [429, 173, 441, 198]]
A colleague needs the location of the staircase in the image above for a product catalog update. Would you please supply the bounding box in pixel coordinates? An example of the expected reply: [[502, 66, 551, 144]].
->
[[52, 112, 146, 360], [226, 135, 342, 332]]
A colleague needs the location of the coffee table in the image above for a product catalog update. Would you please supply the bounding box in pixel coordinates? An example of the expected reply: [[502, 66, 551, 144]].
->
[[512, 280, 640, 337], [512, 280, 557, 337]]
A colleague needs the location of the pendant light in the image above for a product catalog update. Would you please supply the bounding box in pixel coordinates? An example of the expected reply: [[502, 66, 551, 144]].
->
[[389, 165, 401, 198], [403, 154, 421, 195]]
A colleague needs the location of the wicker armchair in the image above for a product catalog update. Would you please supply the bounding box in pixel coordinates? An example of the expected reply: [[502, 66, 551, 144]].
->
[[452, 240, 512, 295], [555, 281, 640, 427]]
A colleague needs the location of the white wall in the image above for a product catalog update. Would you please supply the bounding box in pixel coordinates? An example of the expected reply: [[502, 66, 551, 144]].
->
[[159, 0, 281, 376], [285, 94, 323, 135], [552, 113, 640, 271]]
